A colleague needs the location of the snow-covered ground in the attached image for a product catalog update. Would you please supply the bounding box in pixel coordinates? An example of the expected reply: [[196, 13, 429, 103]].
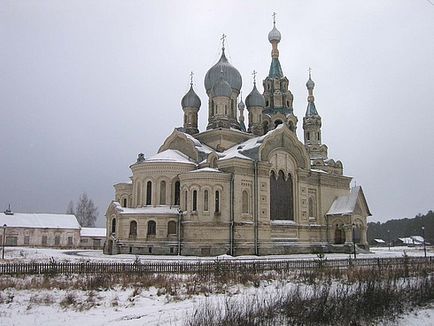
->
[[1, 246, 433, 325], [1, 245, 432, 264]]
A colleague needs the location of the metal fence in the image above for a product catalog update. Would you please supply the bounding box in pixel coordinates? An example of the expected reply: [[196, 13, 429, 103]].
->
[[0, 256, 433, 276]]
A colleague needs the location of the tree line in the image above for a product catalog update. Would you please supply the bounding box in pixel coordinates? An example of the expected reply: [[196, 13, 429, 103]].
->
[[367, 210, 434, 244]]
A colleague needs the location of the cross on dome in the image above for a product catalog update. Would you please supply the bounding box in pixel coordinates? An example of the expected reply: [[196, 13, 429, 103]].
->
[[252, 70, 257, 84], [190, 71, 194, 86], [272, 12, 277, 25], [220, 33, 227, 50]]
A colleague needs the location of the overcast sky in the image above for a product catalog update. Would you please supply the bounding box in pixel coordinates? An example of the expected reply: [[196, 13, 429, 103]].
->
[[1, 0, 433, 226]]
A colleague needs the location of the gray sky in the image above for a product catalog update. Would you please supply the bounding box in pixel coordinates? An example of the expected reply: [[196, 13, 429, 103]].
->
[[1, 0, 433, 226]]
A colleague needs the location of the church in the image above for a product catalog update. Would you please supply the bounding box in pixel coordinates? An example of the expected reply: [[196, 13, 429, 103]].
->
[[104, 18, 371, 256]]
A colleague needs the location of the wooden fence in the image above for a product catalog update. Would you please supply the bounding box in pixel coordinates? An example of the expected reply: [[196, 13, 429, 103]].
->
[[0, 256, 433, 276]]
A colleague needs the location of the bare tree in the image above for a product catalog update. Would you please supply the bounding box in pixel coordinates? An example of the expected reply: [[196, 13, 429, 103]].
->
[[66, 200, 75, 215], [74, 193, 98, 227]]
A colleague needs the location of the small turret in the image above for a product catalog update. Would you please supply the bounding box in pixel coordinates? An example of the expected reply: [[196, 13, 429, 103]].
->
[[246, 71, 265, 136], [238, 93, 246, 132]]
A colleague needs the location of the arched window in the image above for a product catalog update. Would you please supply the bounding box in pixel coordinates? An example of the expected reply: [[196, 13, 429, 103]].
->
[[160, 180, 166, 205], [167, 221, 176, 235], [136, 181, 141, 207], [203, 190, 209, 212], [146, 181, 152, 205], [242, 190, 249, 213], [122, 198, 127, 208], [183, 190, 188, 211], [174, 181, 180, 205], [147, 220, 156, 235], [192, 190, 198, 211], [215, 190, 220, 213], [111, 218, 116, 234], [129, 221, 137, 238], [270, 170, 294, 220], [308, 197, 315, 218], [307, 132, 310, 141], [225, 105, 227, 115], [317, 132, 320, 142]]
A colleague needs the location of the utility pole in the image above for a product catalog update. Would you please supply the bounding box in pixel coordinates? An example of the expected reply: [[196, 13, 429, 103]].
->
[[2, 224, 6, 260], [388, 229, 391, 251]]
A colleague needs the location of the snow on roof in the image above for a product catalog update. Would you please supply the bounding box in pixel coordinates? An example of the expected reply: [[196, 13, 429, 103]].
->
[[374, 239, 386, 243], [113, 202, 179, 215], [0, 213, 80, 229], [327, 186, 361, 216], [80, 227, 106, 237], [311, 168, 328, 174], [146, 149, 196, 165], [190, 167, 221, 173], [183, 133, 214, 154]]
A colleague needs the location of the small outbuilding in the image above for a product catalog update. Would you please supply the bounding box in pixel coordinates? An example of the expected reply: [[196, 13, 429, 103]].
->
[[80, 227, 106, 249], [0, 210, 81, 248]]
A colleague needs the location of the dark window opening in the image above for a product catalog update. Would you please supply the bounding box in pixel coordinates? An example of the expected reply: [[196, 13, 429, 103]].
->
[[146, 181, 152, 205], [147, 220, 156, 235], [307, 132, 310, 141], [174, 181, 180, 205], [148, 247, 153, 254], [192, 190, 197, 211], [122, 198, 127, 207], [129, 220, 137, 238], [215, 191, 220, 213], [168, 221, 177, 235], [242, 191, 249, 213], [270, 170, 294, 220], [111, 218, 116, 233], [274, 120, 282, 128]]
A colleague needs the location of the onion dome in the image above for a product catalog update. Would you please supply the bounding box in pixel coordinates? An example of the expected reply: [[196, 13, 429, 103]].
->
[[238, 98, 245, 110], [204, 49, 242, 93], [268, 24, 281, 43], [306, 75, 315, 90], [212, 75, 232, 97], [181, 85, 201, 108], [246, 83, 265, 108]]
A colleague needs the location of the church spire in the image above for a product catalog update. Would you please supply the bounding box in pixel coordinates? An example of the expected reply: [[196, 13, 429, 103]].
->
[[268, 12, 283, 78], [303, 69, 327, 160], [305, 68, 319, 117]]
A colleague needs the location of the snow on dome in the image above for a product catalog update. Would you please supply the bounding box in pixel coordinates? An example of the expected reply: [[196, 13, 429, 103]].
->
[[145, 149, 196, 165], [0, 213, 80, 229]]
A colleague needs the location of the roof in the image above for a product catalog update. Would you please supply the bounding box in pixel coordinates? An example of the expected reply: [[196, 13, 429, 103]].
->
[[113, 202, 179, 216], [268, 57, 283, 78], [374, 239, 386, 243], [0, 213, 81, 229], [327, 186, 371, 216], [80, 227, 106, 237], [145, 149, 196, 165]]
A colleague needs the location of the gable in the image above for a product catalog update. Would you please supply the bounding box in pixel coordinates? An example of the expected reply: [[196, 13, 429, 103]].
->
[[259, 124, 310, 169]]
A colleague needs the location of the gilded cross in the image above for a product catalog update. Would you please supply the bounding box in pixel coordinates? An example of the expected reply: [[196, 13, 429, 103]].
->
[[221, 33, 227, 49]]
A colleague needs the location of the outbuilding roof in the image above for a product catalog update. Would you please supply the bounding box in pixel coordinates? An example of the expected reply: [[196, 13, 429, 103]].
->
[[0, 213, 81, 229]]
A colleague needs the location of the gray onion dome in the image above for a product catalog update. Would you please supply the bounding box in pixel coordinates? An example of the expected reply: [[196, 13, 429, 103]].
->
[[246, 84, 265, 108], [204, 50, 242, 93], [306, 76, 315, 90], [181, 85, 201, 108], [238, 99, 245, 110], [212, 75, 232, 97], [268, 25, 281, 43]]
